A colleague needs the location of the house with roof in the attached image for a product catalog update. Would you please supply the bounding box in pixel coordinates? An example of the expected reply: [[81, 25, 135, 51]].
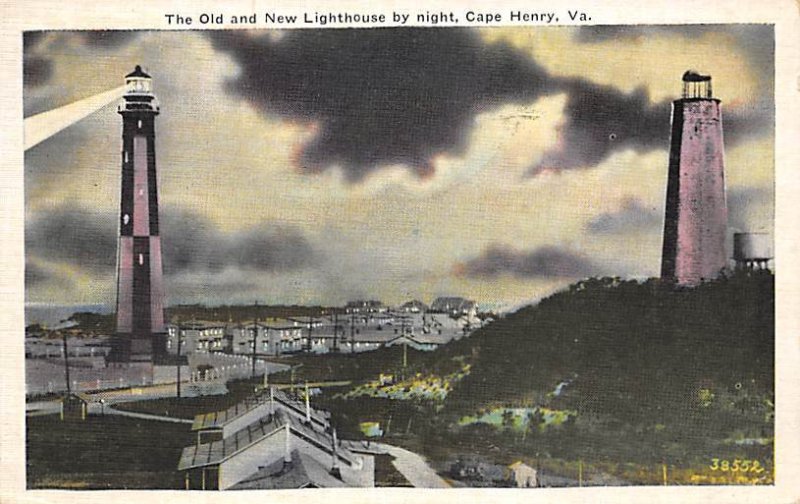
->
[[178, 388, 377, 489], [345, 300, 386, 313], [229, 320, 305, 356], [508, 461, 538, 488], [60, 392, 93, 421], [191, 388, 330, 444], [399, 299, 428, 313], [430, 297, 477, 318], [166, 321, 227, 354], [384, 334, 446, 352]]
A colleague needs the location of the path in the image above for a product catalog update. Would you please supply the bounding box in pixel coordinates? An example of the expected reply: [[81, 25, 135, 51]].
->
[[25, 360, 295, 416], [26, 382, 190, 417], [373, 442, 450, 488], [102, 405, 193, 424]]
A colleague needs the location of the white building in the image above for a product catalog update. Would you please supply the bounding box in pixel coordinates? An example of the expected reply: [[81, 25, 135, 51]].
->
[[166, 322, 226, 354], [178, 388, 377, 489]]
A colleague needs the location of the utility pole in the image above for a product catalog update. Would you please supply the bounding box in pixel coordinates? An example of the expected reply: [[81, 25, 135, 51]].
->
[[305, 314, 314, 353], [251, 301, 259, 380], [289, 363, 303, 395], [350, 311, 355, 353], [332, 311, 339, 353], [400, 315, 408, 370], [176, 324, 183, 398], [62, 332, 71, 394]]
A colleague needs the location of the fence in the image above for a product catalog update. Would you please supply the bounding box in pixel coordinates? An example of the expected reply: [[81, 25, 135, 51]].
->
[[25, 353, 273, 397]]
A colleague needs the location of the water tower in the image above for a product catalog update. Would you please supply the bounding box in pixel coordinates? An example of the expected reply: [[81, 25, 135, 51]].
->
[[733, 233, 772, 271]]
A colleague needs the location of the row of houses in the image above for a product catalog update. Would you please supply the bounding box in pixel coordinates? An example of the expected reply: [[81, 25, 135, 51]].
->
[[346, 297, 478, 317], [25, 336, 110, 359], [178, 387, 380, 489], [166, 308, 481, 357]]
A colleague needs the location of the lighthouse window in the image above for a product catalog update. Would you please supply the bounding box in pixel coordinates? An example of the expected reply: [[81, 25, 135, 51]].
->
[[138, 120, 142, 129], [138, 254, 144, 265]]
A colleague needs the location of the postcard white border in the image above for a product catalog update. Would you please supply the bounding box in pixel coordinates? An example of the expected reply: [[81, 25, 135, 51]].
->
[[1, 1, 798, 503]]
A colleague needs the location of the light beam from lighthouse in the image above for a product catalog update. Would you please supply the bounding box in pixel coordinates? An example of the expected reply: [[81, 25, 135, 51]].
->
[[111, 65, 167, 362]]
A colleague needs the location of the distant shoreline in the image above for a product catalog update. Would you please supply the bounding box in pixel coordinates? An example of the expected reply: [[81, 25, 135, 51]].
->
[[25, 304, 111, 327]]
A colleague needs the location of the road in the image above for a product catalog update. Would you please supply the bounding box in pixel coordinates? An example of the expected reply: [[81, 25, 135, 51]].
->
[[25, 379, 353, 418], [26, 382, 182, 416], [373, 442, 450, 488]]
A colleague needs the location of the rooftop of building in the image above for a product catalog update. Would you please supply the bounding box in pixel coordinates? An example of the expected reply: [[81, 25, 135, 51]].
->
[[191, 388, 329, 432], [179, 409, 355, 471], [229, 449, 352, 489], [166, 320, 226, 330]]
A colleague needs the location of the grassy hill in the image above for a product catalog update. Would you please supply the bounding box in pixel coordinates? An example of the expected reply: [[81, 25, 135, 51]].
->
[[425, 270, 772, 480], [308, 270, 774, 484], [444, 270, 773, 415]]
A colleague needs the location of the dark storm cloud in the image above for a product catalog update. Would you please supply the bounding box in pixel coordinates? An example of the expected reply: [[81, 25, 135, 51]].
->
[[207, 29, 554, 182], [81, 31, 140, 48], [530, 82, 671, 174], [158, 209, 317, 274], [208, 27, 771, 182], [563, 28, 773, 171], [25, 204, 117, 272], [25, 262, 49, 287], [23, 30, 140, 88], [23, 32, 52, 88], [23, 56, 53, 88], [573, 24, 774, 145], [529, 72, 771, 176], [459, 244, 598, 279], [26, 205, 318, 277], [586, 197, 662, 235], [229, 228, 316, 272]]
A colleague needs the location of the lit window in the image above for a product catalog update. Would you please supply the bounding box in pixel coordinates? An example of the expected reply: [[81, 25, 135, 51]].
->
[[123, 214, 130, 225], [138, 254, 144, 265], [138, 120, 142, 129]]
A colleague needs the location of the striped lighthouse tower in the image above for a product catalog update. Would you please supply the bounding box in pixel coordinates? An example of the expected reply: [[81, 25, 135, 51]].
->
[[111, 66, 167, 362]]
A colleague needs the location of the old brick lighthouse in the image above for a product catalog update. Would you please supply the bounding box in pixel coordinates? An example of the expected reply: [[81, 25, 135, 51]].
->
[[660, 71, 728, 286], [111, 66, 167, 362]]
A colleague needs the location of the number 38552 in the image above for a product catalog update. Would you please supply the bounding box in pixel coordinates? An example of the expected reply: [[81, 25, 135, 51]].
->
[[709, 458, 765, 473]]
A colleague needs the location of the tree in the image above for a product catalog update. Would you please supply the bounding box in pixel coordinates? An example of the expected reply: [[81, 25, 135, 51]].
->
[[524, 409, 544, 441], [501, 409, 515, 430]]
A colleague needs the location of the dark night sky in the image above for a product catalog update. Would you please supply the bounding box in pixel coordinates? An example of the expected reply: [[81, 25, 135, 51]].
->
[[23, 25, 774, 311]]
